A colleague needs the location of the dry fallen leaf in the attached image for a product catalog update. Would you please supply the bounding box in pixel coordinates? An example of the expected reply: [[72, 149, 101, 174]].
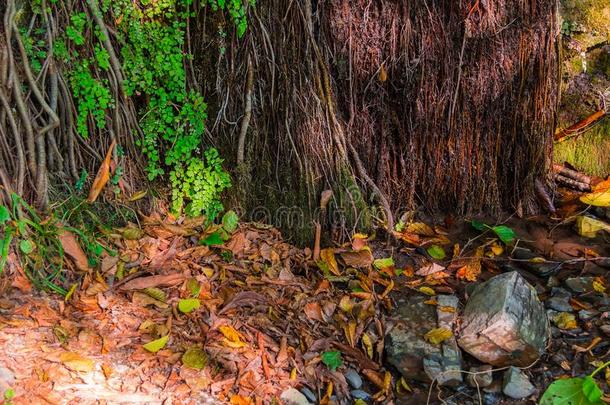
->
[[60, 352, 95, 372], [58, 228, 90, 272], [416, 262, 445, 276], [87, 139, 116, 203], [219, 325, 247, 348], [319, 248, 341, 276]]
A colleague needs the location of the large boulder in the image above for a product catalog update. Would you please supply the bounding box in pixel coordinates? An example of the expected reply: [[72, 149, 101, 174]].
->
[[458, 272, 549, 367]]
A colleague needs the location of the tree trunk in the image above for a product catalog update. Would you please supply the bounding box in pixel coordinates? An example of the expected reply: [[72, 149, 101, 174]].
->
[[193, 0, 559, 243]]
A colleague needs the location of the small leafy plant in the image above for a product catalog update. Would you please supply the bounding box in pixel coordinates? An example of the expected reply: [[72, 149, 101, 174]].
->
[[471, 220, 517, 244], [540, 360, 610, 405], [321, 350, 343, 372]]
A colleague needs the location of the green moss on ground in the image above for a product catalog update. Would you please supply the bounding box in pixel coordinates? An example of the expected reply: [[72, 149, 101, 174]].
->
[[554, 119, 610, 177]]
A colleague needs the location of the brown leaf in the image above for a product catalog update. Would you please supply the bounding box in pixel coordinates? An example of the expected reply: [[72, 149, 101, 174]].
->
[[60, 351, 95, 372], [304, 302, 324, 322], [320, 248, 341, 275], [119, 273, 185, 290], [58, 228, 90, 272], [339, 248, 373, 268], [87, 139, 116, 203], [415, 262, 445, 276]]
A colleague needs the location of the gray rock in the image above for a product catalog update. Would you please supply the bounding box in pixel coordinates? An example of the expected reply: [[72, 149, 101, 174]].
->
[[512, 247, 559, 276], [386, 294, 463, 386], [565, 277, 595, 293], [280, 388, 313, 405], [458, 272, 549, 367], [344, 369, 363, 390], [578, 310, 597, 320], [547, 288, 573, 312], [351, 390, 372, 401], [299, 387, 316, 403], [502, 367, 535, 399], [466, 365, 493, 388], [385, 295, 440, 381], [425, 295, 462, 386]]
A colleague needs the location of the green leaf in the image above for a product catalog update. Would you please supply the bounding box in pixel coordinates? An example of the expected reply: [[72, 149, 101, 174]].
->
[[582, 376, 603, 403], [373, 257, 394, 270], [143, 335, 169, 353], [182, 347, 208, 370], [470, 220, 486, 231], [321, 350, 343, 372], [178, 298, 200, 314], [221, 210, 238, 233], [540, 377, 603, 405], [4, 388, 14, 400], [142, 288, 166, 303], [200, 231, 223, 246], [186, 278, 201, 297], [19, 239, 34, 254], [492, 225, 516, 244], [0, 206, 10, 225], [426, 245, 446, 260]]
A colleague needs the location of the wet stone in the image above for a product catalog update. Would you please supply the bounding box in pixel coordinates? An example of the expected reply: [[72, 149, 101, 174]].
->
[[502, 367, 536, 399], [344, 369, 363, 390], [351, 390, 372, 401], [578, 310, 597, 320], [564, 277, 595, 293], [466, 365, 493, 388], [299, 387, 316, 403], [458, 272, 549, 367], [547, 288, 573, 312]]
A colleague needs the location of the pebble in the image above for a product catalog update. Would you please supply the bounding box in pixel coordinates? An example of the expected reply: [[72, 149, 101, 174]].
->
[[502, 367, 536, 399], [547, 288, 573, 312], [299, 387, 316, 403], [345, 368, 363, 390], [351, 390, 372, 401], [280, 388, 312, 405], [578, 310, 597, 321], [466, 365, 493, 388], [564, 277, 594, 293]]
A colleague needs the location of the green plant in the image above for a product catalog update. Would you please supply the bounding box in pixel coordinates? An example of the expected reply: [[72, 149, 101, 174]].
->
[[540, 360, 610, 404], [207, 0, 256, 38], [4, 388, 15, 405], [471, 220, 517, 244]]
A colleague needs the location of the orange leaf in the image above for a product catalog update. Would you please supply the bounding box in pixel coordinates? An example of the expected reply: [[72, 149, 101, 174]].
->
[[87, 139, 116, 203], [58, 228, 90, 272]]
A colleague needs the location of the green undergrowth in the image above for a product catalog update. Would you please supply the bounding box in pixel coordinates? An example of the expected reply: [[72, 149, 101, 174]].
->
[[0, 192, 115, 296], [554, 119, 610, 177]]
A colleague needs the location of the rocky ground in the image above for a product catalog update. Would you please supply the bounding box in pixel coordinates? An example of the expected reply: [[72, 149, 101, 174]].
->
[[0, 185, 609, 404]]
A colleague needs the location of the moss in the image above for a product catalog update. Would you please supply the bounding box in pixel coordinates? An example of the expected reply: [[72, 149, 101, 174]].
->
[[554, 118, 610, 177]]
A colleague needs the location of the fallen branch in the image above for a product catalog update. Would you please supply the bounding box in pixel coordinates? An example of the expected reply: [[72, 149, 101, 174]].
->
[[554, 174, 591, 192], [552, 164, 591, 185], [554, 109, 606, 142]]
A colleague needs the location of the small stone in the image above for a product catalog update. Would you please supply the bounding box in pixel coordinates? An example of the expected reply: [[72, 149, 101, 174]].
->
[[0, 366, 15, 392], [546, 276, 560, 288], [502, 367, 535, 399], [351, 390, 372, 401], [466, 365, 493, 388], [578, 310, 597, 321], [299, 387, 316, 403], [458, 272, 549, 367], [483, 392, 501, 405], [511, 247, 559, 277], [344, 369, 363, 390], [547, 288, 573, 312], [564, 277, 595, 293], [280, 388, 313, 405]]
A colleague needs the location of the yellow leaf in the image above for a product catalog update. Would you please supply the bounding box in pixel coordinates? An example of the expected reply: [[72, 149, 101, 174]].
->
[[128, 190, 148, 202], [580, 189, 610, 207], [456, 259, 481, 282], [290, 367, 297, 380], [490, 242, 503, 256], [593, 279, 606, 293], [575, 216, 610, 238], [424, 328, 453, 344], [397, 377, 412, 394], [344, 321, 357, 347], [219, 325, 247, 348], [87, 139, 116, 203], [60, 352, 95, 372], [362, 333, 373, 358], [406, 222, 435, 236], [419, 286, 436, 296], [439, 306, 456, 313], [529, 257, 547, 263], [320, 248, 341, 276], [553, 312, 577, 329], [378, 64, 387, 82]]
